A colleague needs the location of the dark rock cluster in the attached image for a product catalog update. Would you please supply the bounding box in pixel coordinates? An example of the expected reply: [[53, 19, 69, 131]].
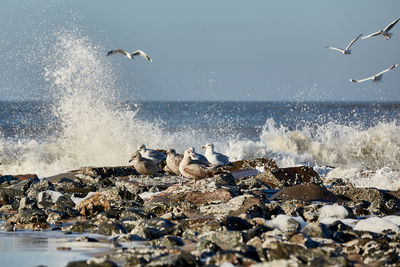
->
[[1, 158, 400, 266]]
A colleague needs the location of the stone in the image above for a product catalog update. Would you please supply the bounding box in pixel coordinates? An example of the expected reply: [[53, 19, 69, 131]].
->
[[221, 216, 250, 231], [185, 188, 233, 205], [270, 184, 343, 202], [76, 192, 111, 216], [301, 222, 332, 238], [150, 235, 185, 247], [97, 221, 127, 236], [256, 166, 321, 189]]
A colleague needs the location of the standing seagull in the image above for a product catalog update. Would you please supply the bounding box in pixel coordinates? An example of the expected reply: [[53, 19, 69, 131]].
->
[[188, 147, 210, 166], [202, 143, 231, 167], [350, 64, 398, 83], [326, 34, 363, 55], [137, 144, 166, 163], [107, 49, 152, 62], [129, 151, 160, 176], [179, 149, 217, 180], [362, 17, 400, 40], [166, 149, 183, 176]]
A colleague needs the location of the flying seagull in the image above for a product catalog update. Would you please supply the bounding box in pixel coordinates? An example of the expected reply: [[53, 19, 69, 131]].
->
[[350, 64, 398, 83], [326, 33, 363, 55], [107, 49, 152, 62], [362, 17, 400, 40]]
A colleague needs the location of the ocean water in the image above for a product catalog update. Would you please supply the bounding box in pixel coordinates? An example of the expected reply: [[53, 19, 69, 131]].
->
[[1, 29, 400, 191]]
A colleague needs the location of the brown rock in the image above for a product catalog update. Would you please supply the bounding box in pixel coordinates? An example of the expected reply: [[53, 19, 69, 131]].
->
[[257, 166, 322, 189], [185, 188, 233, 206], [76, 192, 111, 216], [269, 184, 343, 202], [14, 174, 39, 181], [223, 158, 278, 173]]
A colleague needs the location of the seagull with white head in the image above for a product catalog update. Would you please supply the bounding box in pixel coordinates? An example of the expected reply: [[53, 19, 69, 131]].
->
[[107, 49, 152, 62], [202, 143, 231, 167]]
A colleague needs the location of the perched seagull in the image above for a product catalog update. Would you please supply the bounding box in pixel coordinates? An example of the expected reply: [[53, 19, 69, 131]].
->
[[202, 143, 231, 167], [179, 149, 217, 180], [362, 17, 400, 40], [137, 144, 166, 163], [350, 64, 398, 83], [188, 147, 210, 166], [129, 151, 160, 176], [166, 149, 183, 176], [326, 34, 363, 55], [107, 49, 152, 62]]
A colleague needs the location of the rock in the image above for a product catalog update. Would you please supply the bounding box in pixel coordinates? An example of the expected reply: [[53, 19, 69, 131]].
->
[[97, 221, 127, 236], [256, 166, 321, 189], [0, 188, 25, 207], [288, 233, 319, 248], [145, 251, 197, 267], [270, 184, 343, 202], [150, 235, 185, 247], [18, 197, 37, 211], [185, 188, 233, 206], [67, 221, 97, 233], [199, 229, 244, 249], [7, 209, 48, 225], [329, 186, 399, 215], [76, 192, 111, 216], [221, 216, 250, 231], [66, 259, 118, 267], [224, 158, 278, 173], [301, 222, 332, 238]]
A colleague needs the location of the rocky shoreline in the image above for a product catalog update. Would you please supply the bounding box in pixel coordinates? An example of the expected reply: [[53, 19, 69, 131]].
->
[[1, 157, 400, 266]]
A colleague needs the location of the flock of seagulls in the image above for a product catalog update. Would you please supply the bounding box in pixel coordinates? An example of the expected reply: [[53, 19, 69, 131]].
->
[[129, 144, 231, 180], [327, 16, 399, 83]]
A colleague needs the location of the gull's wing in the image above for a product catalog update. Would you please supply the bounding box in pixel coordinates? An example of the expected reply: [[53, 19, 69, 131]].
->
[[349, 76, 374, 83], [384, 17, 400, 32], [345, 34, 363, 50], [326, 46, 345, 53], [132, 50, 152, 62], [375, 64, 398, 76], [107, 49, 128, 56], [361, 31, 381, 39]]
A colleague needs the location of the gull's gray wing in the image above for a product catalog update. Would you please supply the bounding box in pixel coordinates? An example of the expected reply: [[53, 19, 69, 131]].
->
[[384, 17, 400, 32], [361, 31, 381, 39], [375, 64, 398, 76], [345, 34, 363, 50]]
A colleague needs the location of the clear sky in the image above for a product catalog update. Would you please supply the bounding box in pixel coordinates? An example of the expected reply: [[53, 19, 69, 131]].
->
[[1, 0, 399, 101]]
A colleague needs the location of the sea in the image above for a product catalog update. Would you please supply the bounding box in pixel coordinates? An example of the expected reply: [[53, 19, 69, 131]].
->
[[1, 29, 400, 191]]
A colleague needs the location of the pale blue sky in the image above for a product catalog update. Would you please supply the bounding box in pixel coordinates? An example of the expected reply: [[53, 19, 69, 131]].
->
[[1, 0, 399, 101]]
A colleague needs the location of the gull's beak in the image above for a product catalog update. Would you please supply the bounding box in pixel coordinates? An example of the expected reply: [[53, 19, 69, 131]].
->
[[201, 145, 206, 149], [128, 158, 133, 163]]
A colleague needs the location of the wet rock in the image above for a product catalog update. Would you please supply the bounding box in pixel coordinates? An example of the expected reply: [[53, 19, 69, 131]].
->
[[97, 221, 127, 236], [150, 235, 185, 247], [270, 184, 343, 202], [67, 221, 97, 233], [205, 250, 258, 266], [7, 208, 47, 225], [256, 166, 321, 189], [0, 188, 25, 207], [8, 175, 40, 192], [221, 216, 250, 231], [145, 251, 197, 267], [18, 197, 38, 211], [76, 192, 111, 216], [47, 210, 68, 225]]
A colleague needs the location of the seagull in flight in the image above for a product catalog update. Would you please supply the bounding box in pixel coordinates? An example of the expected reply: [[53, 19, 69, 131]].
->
[[350, 64, 398, 83], [107, 49, 152, 62], [326, 34, 363, 55], [362, 17, 400, 40]]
